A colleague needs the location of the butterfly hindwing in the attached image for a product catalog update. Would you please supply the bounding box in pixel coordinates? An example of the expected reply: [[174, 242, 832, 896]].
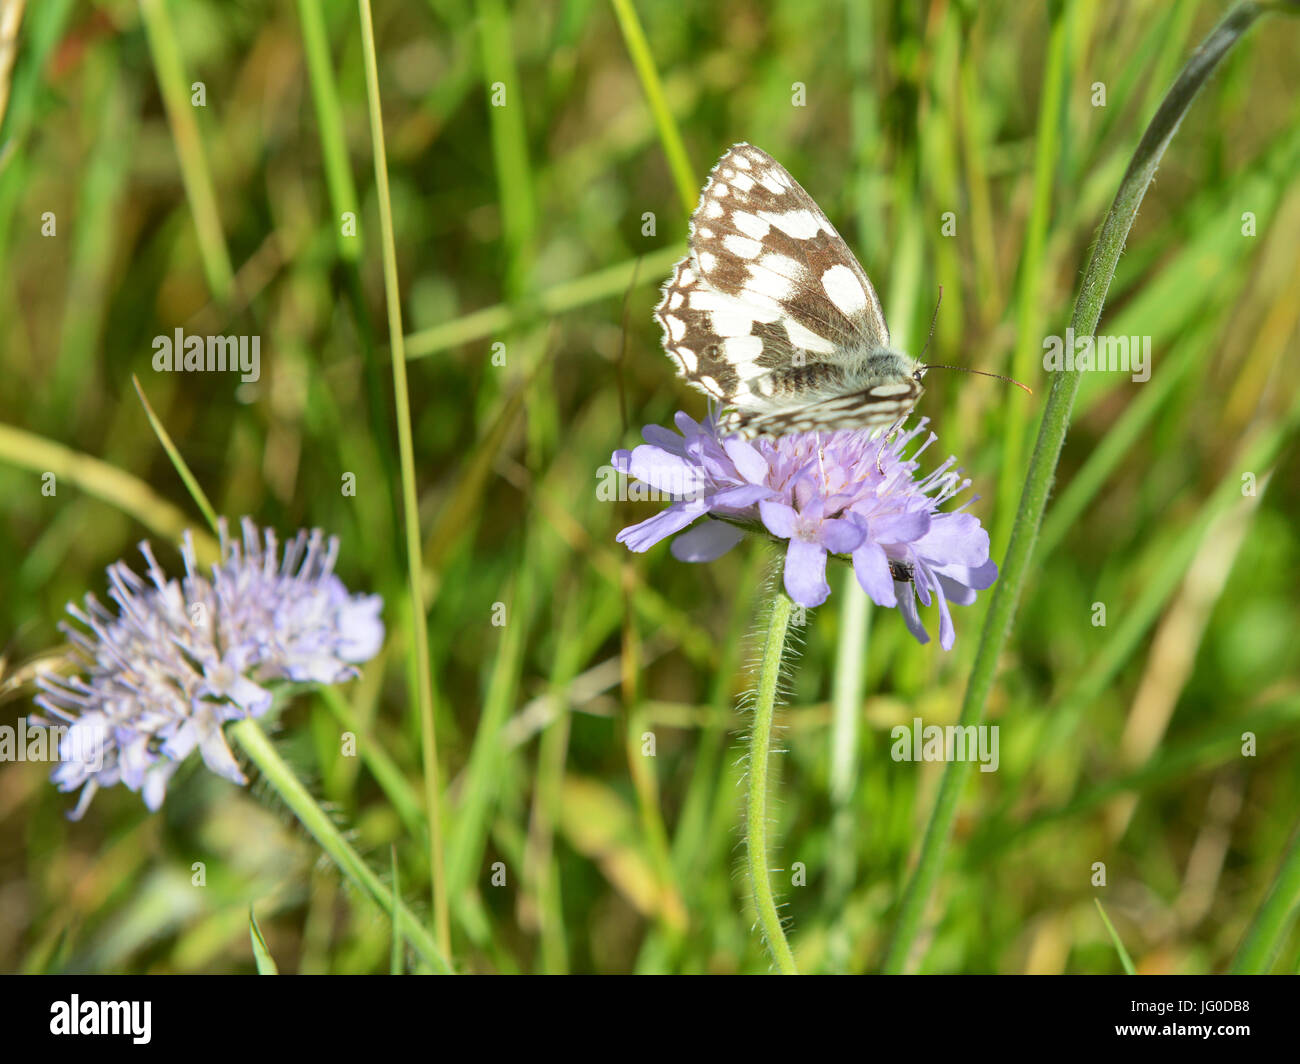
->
[[729, 377, 922, 437], [656, 257, 799, 404]]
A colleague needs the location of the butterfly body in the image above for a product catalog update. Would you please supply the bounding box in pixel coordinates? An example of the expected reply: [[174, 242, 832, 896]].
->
[[655, 143, 924, 440], [717, 347, 925, 437]]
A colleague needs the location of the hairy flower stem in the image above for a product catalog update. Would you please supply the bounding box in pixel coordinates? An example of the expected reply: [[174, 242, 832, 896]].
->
[[230, 719, 452, 973], [882, 0, 1276, 973], [746, 589, 799, 974]]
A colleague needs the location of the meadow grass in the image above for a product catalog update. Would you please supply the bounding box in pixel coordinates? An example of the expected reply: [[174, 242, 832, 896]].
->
[[0, 0, 1297, 974]]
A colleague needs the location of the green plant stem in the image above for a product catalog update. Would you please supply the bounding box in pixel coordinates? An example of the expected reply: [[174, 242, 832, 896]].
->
[[1231, 823, 1300, 973], [131, 375, 220, 535], [476, 0, 536, 299], [747, 589, 798, 974], [882, 0, 1272, 974], [826, 573, 868, 972], [357, 0, 450, 957], [137, 0, 233, 302], [389, 847, 403, 974], [317, 684, 427, 847], [228, 719, 451, 973], [1094, 898, 1136, 975], [297, 0, 360, 262], [608, 0, 696, 216], [993, 0, 1073, 558]]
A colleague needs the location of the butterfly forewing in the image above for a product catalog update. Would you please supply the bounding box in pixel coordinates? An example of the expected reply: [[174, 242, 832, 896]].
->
[[654, 143, 920, 439], [684, 143, 888, 350]]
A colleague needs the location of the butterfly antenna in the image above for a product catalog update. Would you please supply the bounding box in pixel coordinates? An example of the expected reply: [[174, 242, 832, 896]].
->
[[917, 285, 943, 364], [919, 363, 1033, 395], [915, 285, 1032, 395]]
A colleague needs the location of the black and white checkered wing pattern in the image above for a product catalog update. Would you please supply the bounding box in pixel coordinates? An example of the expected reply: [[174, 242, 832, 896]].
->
[[654, 143, 917, 438]]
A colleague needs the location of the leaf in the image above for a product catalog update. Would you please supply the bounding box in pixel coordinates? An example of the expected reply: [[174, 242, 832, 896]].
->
[[390, 845, 403, 975], [132, 374, 220, 536], [1094, 898, 1136, 975], [248, 907, 279, 975]]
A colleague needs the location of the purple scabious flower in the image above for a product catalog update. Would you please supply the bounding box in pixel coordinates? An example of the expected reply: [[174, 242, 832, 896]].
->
[[612, 413, 997, 650], [35, 518, 384, 819]]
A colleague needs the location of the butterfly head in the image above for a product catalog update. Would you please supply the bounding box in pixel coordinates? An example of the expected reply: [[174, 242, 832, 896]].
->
[[863, 347, 926, 388]]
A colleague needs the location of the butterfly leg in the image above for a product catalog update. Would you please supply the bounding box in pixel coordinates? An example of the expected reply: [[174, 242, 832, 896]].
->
[[874, 416, 908, 475]]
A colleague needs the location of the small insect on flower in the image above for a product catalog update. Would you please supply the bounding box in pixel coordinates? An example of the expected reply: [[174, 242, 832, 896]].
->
[[612, 414, 997, 649], [34, 518, 384, 819]]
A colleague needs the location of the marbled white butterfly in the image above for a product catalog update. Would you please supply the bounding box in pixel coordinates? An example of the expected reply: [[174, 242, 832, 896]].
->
[[655, 143, 924, 440]]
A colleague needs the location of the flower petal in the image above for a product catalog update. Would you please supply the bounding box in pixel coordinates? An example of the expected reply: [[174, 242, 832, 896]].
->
[[799, 496, 828, 524], [933, 581, 956, 651], [723, 438, 771, 484], [625, 445, 706, 498], [936, 573, 978, 606], [670, 521, 746, 562], [914, 512, 990, 567], [868, 509, 931, 544], [783, 538, 830, 608], [852, 540, 897, 607], [225, 673, 274, 717], [195, 721, 247, 785], [895, 584, 931, 645], [821, 517, 864, 555], [711, 483, 774, 510], [910, 561, 934, 607], [641, 425, 686, 454], [616, 504, 700, 553], [759, 500, 799, 539], [142, 764, 176, 811], [336, 593, 386, 662], [672, 410, 704, 438]]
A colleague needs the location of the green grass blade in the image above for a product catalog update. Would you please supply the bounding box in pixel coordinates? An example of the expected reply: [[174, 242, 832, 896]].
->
[[137, 0, 234, 302], [993, 0, 1074, 557], [318, 684, 427, 848], [389, 846, 403, 975], [1093, 898, 1136, 975], [1231, 823, 1300, 974], [248, 907, 279, 974], [444, 566, 532, 904], [297, 0, 360, 262], [608, 0, 696, 216], [882, 1, 1274, 974], [476, 0, 536, 298], [131, 375, 220, 536], [357, 0, 450, 957]]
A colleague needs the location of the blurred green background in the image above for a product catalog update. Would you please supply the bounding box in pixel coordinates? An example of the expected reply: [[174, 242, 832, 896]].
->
[[1, 0, 1298, 974]]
